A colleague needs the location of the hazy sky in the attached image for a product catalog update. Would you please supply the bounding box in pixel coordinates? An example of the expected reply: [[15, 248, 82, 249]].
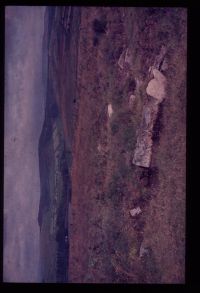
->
[[4, 6, 46, 282]]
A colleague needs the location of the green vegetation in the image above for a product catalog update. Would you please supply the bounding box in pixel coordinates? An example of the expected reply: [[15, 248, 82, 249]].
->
[[122, 125, 136, 151], [110, 121, 119, 135], [110, 231, 139, 278], [92, 18, 107, 34], [107, 174, 124, 207], [39, 110, 70, 282], [111, 93, 124, 107]]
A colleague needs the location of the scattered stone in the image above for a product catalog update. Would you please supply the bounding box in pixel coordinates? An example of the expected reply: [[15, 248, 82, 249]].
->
[[152, 45, 167, 70], [161, 58, 168, 71], [97, 144, 102, 152], [130, 207, 142, 217], [124, 48, 132, 67], [108, 103, 113, 118], [118, 49, 126, 69], [135, 77, 143, 88], [129, 94, 136, 108], [117, 47, 132, 69], [97, 143, 107, 155], [139, 245, 149, 258]]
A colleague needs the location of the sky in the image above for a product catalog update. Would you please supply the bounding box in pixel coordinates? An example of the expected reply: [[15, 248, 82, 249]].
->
[[4, 6, 46, 282]]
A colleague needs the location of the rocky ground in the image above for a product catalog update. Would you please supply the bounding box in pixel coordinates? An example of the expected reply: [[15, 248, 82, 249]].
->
[[39, 6, 186, 283]]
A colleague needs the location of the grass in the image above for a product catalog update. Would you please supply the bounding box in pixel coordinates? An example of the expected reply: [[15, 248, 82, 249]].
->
[[122, 124, 136, 151], [107, 175, 124, 207], [92, 18, 107, 34], [111, 93, 124, 107], [39, 109, 70, 282], [111, 122, 119, 135], [129, 245, 137, 260], [110, 230, 139, 278]]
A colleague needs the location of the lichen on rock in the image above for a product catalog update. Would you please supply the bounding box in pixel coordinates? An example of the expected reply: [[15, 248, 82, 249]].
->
[[133, 68, 167, 168], [146, 68, 167, 103]]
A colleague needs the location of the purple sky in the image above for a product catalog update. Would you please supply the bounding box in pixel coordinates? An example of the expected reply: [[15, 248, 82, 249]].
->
[[4, 6, 46, 282]]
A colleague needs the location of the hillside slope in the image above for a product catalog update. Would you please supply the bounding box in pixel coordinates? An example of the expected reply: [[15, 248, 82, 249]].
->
[[69, 7, 186, 283], [39, 7, 186, 283]]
